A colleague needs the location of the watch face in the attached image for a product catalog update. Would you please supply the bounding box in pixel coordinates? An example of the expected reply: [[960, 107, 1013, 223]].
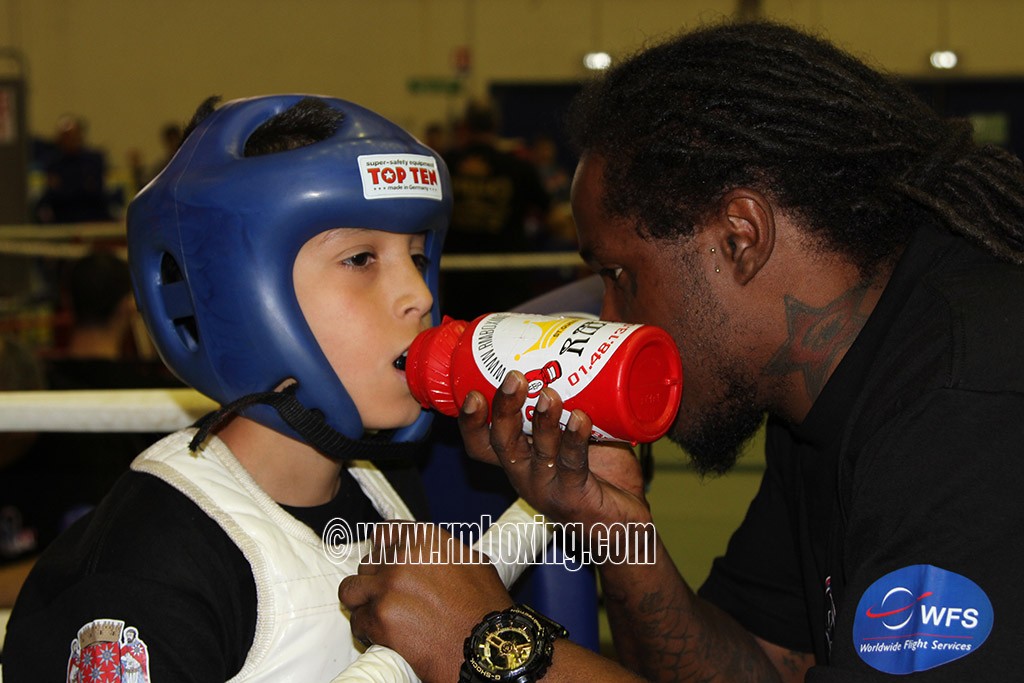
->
[[468, 611, 541, 678]]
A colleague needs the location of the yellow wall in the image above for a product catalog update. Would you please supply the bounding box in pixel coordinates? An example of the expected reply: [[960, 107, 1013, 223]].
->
[[1, 0, 1022, 185]]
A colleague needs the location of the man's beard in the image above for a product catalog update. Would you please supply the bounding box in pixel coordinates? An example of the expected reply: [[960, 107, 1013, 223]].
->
[[668, 370, 765, 476], [664, 252, 766, 476]]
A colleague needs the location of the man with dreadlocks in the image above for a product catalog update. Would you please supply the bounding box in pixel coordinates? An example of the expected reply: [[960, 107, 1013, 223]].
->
[[338, 20, 1024, 683]]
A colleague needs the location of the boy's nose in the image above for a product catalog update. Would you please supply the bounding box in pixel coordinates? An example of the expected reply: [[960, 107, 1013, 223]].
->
[[399, 267, 434, 318]]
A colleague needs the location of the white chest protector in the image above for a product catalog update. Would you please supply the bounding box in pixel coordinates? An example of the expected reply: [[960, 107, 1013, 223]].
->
[[132, 429, 420, 682], [132, 430, 547, 683]]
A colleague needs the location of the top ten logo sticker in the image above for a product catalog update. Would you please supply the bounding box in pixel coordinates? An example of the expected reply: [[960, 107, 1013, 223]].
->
[[358, 154, 443, 201], [852, 564, 993, 674]]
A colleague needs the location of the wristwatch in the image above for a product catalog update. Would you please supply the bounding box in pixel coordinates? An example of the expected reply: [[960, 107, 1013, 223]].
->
[[459, 604, 569, 683]]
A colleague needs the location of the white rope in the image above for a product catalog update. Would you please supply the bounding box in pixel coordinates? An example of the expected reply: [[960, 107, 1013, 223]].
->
[[0, 388, 217, 432]]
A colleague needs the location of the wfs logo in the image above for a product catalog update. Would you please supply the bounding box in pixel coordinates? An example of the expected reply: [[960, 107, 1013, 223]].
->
[[853, 565, 993, 674]]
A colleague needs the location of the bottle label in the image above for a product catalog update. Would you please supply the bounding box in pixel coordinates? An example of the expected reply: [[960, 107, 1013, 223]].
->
[[471, 313, 641, 439]]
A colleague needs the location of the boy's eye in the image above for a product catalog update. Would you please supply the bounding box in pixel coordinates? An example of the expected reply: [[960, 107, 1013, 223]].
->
[[342, 252, 374, 267], [412, 253, 430, 273]]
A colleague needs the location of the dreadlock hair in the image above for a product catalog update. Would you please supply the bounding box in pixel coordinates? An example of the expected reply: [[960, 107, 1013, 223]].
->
[[568, 20, 1024, 275]]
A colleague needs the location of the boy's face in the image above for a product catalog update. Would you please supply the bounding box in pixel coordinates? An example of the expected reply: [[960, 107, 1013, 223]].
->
[[294, 228, 433, 431]]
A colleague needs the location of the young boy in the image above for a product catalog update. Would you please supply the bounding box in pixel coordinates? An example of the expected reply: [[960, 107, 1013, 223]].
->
[[2, 95, 543, 682]]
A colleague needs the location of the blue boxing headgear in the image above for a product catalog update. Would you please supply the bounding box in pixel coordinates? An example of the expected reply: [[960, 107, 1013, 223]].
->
[[127, 95, 450, 452]]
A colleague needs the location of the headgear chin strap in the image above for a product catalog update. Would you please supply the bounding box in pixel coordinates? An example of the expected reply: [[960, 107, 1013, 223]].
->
[[188, 385, 424, 461], [128, 95, 451, 455]]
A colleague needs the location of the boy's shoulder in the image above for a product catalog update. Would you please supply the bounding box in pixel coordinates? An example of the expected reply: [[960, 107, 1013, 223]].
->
[[4, 470, 258, 681], [101, 469, 254, 572], [16, 469, 255, 605]]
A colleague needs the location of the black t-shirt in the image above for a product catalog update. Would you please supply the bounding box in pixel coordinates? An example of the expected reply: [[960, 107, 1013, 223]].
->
[[1, 455, 428, 681], [699, 223, 1024, 680]]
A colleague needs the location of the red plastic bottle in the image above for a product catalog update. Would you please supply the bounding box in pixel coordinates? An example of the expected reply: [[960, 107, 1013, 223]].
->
[[405, 312, 684, 443]]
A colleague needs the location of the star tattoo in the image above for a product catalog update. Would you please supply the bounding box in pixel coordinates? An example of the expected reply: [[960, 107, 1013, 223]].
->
[[767, 288, 869, 400]]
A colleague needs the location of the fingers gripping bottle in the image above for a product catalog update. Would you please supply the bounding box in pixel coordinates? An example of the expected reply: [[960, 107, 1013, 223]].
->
[[405, 312, 684, 443]]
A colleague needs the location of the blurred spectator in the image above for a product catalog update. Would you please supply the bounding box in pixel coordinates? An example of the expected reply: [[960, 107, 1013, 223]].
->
[[128, 121, 184, 192], [0, 335, 47, 607], [526, 136, 583, 295], [0, 337, 45, 471], [529, 134, 571, 205], [0, 251, 181, 608], [47, 248, 179, 390], [442, 100, 551, 318], [52, 249, 137, 368], [422, 121, 447, 154], [156, 123, 184, 170], [33, 115, 113, 224], [44, 250, 180, 499]]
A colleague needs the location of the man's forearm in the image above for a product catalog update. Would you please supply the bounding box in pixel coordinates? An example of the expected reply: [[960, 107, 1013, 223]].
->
[[598, 534, 783, 683]]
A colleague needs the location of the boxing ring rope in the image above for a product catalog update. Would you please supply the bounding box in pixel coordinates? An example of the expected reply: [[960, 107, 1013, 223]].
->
[[0, 388, 217, 433], [0, 221, 590, 433]]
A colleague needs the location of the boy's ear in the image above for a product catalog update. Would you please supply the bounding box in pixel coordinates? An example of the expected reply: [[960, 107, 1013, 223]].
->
[[712, 189, 775, 285]]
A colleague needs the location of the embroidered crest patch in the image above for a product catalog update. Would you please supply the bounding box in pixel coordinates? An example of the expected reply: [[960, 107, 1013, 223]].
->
[[68, 618, 151, 683]]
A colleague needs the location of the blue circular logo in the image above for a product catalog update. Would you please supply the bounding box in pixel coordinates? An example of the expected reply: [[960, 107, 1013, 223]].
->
[[853, 565, 993, 674]]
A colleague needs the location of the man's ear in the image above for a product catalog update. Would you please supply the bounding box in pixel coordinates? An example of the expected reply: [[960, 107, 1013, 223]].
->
[[712, 189, 775, 285]]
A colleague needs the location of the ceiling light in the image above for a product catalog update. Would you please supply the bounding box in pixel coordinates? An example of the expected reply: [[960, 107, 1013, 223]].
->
[[929, 50, 958, 69], [583, 52, 611, 71]]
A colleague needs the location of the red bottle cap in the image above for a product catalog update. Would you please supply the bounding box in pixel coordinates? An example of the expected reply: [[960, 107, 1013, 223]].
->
[[405, 316, 468, 417], [619, 331, 683, 442]]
